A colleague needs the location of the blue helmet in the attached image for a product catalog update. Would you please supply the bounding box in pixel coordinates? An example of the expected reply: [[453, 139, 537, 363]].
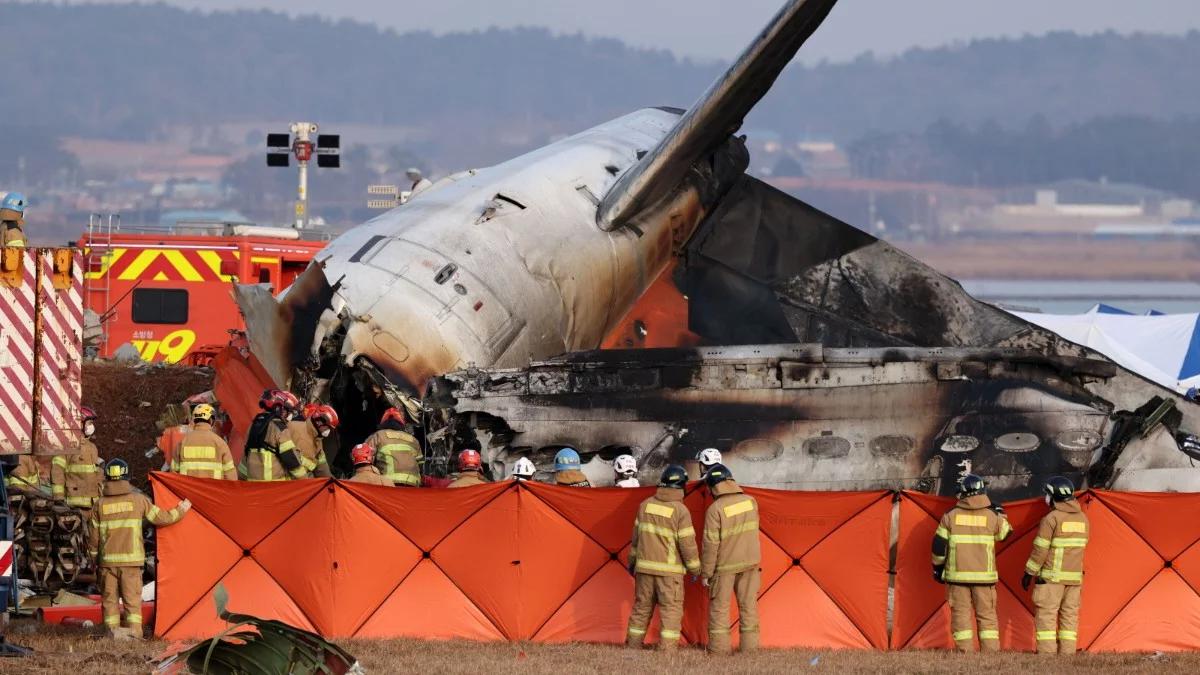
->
[[1, 192, 26, 214], [554, 447, 581, 471]]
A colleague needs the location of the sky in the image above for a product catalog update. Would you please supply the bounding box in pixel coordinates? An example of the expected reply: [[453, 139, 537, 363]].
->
[[52, 0, 1200, 61]]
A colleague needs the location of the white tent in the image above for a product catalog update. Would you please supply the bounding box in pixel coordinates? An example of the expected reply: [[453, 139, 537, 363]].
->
[[1013, 307, 1200, 395]]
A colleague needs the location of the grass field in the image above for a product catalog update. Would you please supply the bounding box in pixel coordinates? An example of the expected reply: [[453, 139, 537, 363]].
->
[[3, 625, 1197, 674]]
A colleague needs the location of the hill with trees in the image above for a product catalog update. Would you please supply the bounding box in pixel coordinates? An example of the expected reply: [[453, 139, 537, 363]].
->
[[4, 1, 1200, 146]]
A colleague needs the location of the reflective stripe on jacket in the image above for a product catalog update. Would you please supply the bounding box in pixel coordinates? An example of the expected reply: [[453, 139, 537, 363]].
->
[[933, 494, 1012, 584], [366, 429, 421, 486], [630, 487, 700, 576], [287, 419, 332, 478], [171, 422, 236, 479], [1025, 500, 1089, 584], [701, 480, 760, 578], [87, 480, 184, 566], [240, 420, 303, 481], [51, 438, 102, 508], [5, 454, 42, 492]]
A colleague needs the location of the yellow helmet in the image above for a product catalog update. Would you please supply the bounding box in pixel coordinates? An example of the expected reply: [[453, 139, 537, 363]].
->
[[192, 403, 216, 422]]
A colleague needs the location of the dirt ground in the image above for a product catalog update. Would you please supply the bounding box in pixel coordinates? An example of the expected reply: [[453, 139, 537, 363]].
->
[[81, 361, 213, 490], [2, 625, 1197, 675]]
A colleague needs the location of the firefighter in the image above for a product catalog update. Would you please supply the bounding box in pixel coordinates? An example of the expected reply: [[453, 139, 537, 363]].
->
[[239, 389, 306, 481], [51, 406, 104, 511], [170, 403, 236, 479], [697, 448, 722, 476], [366, 407, 422, 486], [347, 443, 391, 486], [701, 463, 761, 654], [1023, 476, 1089, 655], [932, 473, 1012, 652], [626, 464, 699, 651], [613, 454, 640, 488], [4, 454, 43, 493], [554, 448, 590, 487], [88, 459, 191, 638], [511, 457, 536, 482], [1, 192, 27, 247], [447, 449, 488, 488], [287, 403, 338, 478]]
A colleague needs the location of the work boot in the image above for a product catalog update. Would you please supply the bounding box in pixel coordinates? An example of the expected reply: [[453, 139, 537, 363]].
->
[[739, 630, 759, 653], [109, 626, 132, 640], [625, 632, 644, 649]]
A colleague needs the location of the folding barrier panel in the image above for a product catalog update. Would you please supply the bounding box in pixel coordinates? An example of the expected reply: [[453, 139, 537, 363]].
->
[[892, 491, 1046, 651], [151, 474, 889, 648]]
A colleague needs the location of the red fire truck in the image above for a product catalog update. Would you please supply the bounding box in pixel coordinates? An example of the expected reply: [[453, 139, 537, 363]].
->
[[79, 221, 328, 364]]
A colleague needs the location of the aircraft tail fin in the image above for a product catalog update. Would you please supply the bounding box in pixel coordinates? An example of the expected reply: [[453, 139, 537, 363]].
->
[[597, 0, 839, 230]]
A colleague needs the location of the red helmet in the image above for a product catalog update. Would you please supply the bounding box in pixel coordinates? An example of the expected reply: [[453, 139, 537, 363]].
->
[[80, 406, 98, 422], [350, 443, 375, 466], [380, 407, 407, 426], [302, 402, 319, 419], [309, 404, 339, 430], [458, 449, 482, 472], [260, 389, 299, 413]]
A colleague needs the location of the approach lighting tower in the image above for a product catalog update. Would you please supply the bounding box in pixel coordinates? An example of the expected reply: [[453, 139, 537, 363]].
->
[[266, 123, 340, 229]]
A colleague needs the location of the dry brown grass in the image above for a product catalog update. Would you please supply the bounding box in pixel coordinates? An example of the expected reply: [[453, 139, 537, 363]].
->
[[3, 623, 1199, 675]]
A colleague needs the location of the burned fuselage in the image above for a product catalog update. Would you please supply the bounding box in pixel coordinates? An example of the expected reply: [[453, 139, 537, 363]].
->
[[429, 345, 1193, 499]]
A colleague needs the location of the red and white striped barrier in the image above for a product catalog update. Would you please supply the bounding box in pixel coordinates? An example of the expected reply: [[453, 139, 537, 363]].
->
[[0, 248, 84, 455], [0, 250, 37, 453], [0, 540, 13, 580], [35, 250, 84, 453]]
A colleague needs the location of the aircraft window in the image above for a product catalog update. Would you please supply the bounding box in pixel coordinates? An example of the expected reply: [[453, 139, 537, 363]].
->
[[131, 288, 188, 325], [940, 435, 980, 453], [349, 235, 386, 263], [804, 436, 850, 459], [996, 432, 1040, 453], [870, 435, 915, 457]]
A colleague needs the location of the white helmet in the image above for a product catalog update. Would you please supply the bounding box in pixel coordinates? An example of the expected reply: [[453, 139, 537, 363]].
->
[[613, 454, 637, 477], [512, 457, 536, 481], [697, 448, 722, 467]]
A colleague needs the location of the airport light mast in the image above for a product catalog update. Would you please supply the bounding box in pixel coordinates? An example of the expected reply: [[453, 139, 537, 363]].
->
[[266, 123, 340, 229]]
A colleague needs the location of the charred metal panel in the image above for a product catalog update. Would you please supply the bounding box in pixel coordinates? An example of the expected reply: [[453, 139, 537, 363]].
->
[[432, 345, 1154, 499]]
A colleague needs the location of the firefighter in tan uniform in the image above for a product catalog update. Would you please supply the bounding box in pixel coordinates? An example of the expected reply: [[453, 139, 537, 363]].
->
[[366, 407, 422, 487], [554, 448, 591, 487], [1, 192, 27, 247], [447, 449, 488, 487], [626, 465, 699, 650], [5, 454, 43, 493], [88, 459, 190, 638], [701, 464, 761, 654], [932, 473, 1012, 652], [51, 406, 103, 511], [347, 444, 392, 486], [289, 404, 338, 478], [240, 390, 307, 481], [170, 404, 236, 479], [1023, 476, 1089, 655]]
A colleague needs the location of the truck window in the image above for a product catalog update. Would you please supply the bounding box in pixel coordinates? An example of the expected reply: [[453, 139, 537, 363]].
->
[[131, 288, 189, 324]]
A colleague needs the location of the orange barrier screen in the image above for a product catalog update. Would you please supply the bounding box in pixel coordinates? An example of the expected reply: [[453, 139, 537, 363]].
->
[[151, 476, 1200, 651], [151, 474, 889, 647]]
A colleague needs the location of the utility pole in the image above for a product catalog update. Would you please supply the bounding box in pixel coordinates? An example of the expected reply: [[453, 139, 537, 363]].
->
[[266, 123, 340, 230]]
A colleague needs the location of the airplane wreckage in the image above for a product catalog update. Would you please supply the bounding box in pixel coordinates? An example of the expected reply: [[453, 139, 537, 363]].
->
[[236, 0, 1199, 498]]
